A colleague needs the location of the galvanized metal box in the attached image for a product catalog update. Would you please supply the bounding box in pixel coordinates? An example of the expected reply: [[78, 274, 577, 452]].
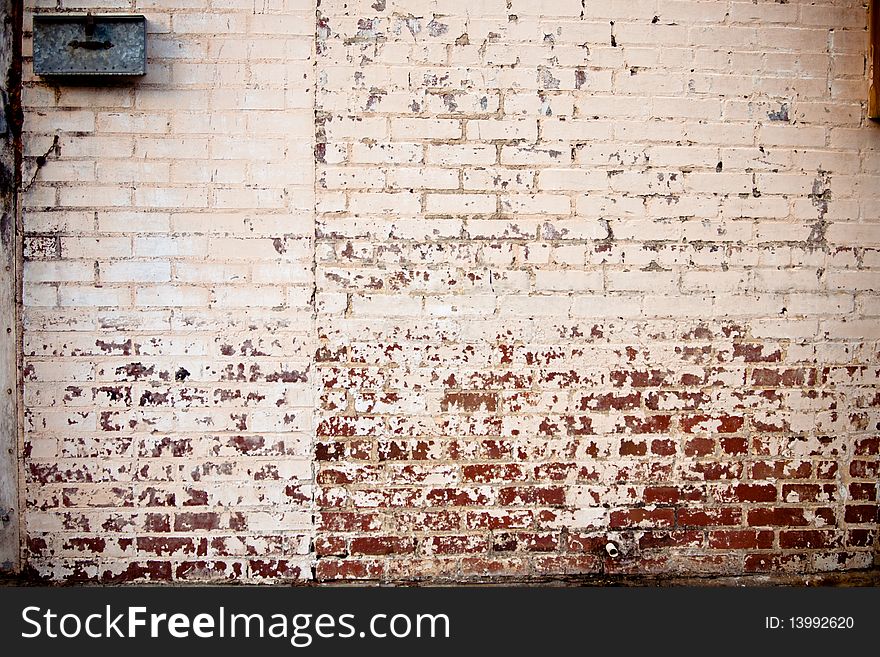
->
[[33, 14, 147, 77]]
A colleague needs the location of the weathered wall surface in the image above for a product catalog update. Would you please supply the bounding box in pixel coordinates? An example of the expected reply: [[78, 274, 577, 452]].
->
[[313, 0, 879, 581], [21, 0, 315, 581], [1, 0, 22, 573], [18, 0, 880, 582]]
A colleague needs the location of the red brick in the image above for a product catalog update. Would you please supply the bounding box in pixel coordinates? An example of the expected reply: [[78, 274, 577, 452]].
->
[[779, 530, 842, 549], [748, 507, 836, 527], [684, 461, 743, 480], [684, 437, 714, 456], [492, 532, 559, 552], [750, 368, 816, 387], [747, 508, 808, 527], [578, 392, 641, 411], [426, 487, 493, 506], [566, 533, 606, 553], [249, 560, 303, 579], [848, 482, 877, 501], [751, 460, 812, 479], [844, 504, 878, 524], [651, 439, 677, 456], [315, 559, 384, 581], [466, 510, 533, 530], [173, 512, 221, 532], [620, 439, 648, 456], [102, 561, 172, 582], [462, 463, 526, 483], [136, 536, 205, 557], [850, 460, 879, 478], [315, 536, 348, 557], [781, 483, 837, 503], [854, 437, 879, 455], [643, 485, 704, 504], [350, 536, 415, 556], [845, 529, 876, 547], [459, 557, 529, 577], [708, 530, 774, 550], [497, 486, 566, 506]]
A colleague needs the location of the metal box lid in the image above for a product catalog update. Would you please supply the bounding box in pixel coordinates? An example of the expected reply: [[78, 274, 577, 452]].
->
[[33, 14, 146, 77]]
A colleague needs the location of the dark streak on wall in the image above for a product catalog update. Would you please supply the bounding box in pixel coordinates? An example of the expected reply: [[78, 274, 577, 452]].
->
[[0, 0, 23, 573]]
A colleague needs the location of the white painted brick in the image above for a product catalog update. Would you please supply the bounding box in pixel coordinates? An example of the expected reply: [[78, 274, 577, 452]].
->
[[643, 294, 715, 317], [61, 237, 132, 259], [499, 295, 570, 317], [391, 118, 461, 140], [175, 263, 250, 283], [100, 261, 172, 283], [134, 285, 212, 307], [501, 194, 571, 215], [320, 167, 387, 190], [134, 235, 207, 258], [59, 286, 130, 308], [134, 187, 209, 208], [826, 223, 880, 245], [466, 119, 537, 142], [501, 144, 572, 166], [351, 142, 424, 164], [387, 167, 459, 190], [534, 270, 603, 291], [463, 169, 535, 191], [351, 295, 423, 316], [23, 284, 59, 307], [349, 192, 422, 214], [212, 286, 286, 307], [24, 261, 94, 283], [426, 193, 496, 214], [59, 187, 132, 208], [426, 144, 497, 166], [538, 169, 606, 191], [26, 110, 95, 132], [424, 295, 498, 316], [607, 270, 678, 293], [570, 295, 640, 318]]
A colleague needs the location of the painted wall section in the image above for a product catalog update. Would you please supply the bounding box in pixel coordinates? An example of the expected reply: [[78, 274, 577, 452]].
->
[[21, 0, 315, 581], [20, 0, 880, 582], [313, 0, 879, 580]]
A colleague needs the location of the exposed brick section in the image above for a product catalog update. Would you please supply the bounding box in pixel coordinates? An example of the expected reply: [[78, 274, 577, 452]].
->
[[19, 0, 880, 582]]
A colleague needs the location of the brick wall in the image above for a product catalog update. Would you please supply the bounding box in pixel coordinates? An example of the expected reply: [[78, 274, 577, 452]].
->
[[21, 0, 316, 581], [19, 0, 880, 582]]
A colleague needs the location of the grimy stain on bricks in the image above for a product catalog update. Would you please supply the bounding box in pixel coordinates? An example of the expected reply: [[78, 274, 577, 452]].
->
[[16, 0, 880, 582]]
